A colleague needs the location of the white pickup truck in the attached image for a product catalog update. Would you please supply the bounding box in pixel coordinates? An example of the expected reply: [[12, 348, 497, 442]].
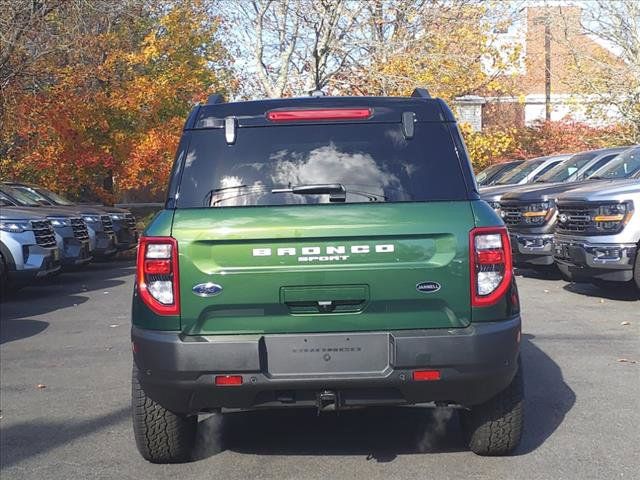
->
[[554, 148, 640, 290]]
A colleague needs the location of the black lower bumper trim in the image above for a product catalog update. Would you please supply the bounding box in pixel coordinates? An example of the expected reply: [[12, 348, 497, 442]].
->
[[132, 317, 521, 414]]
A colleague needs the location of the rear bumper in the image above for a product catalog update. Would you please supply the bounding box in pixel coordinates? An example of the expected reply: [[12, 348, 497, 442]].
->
[[510, 233, 555, 266], [132, 316, 521, 414], [554, 239, 637, 282]]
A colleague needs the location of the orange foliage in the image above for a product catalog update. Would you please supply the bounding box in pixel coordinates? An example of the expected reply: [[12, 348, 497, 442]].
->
[[1, 2, 234, 203]]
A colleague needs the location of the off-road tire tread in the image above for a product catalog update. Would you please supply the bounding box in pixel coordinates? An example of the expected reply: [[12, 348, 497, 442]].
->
[[462, 362, 524, 456], [131, 366, 196, 463]]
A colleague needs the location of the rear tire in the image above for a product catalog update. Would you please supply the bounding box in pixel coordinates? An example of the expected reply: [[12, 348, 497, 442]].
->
[[461, 361, 524, 456], [131, 365, 197, 463]]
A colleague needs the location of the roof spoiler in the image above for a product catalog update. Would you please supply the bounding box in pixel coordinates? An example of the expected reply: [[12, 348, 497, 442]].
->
[[411, 88, 432, 99]]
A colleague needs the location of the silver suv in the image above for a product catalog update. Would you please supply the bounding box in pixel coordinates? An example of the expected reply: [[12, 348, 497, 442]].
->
[[554, 147, 640, 288], [0, 206, 61, 292]]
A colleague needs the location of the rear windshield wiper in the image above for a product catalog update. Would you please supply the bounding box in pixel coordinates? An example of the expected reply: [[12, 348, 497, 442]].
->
[[272, 183, 346, 202], [203, 183, 387, 206]]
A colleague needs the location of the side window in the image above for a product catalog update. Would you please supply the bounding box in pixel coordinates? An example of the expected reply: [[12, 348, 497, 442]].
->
[[0, 193, 15, 206], [582, 155, 616, 179], [531, 160, 560, 181]]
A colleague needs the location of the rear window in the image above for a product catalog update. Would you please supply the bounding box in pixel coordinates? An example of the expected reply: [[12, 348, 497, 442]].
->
[[175, 122, 469, 208]]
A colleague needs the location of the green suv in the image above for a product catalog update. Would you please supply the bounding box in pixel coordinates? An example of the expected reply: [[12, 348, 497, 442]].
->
[[131, 90, 524, 462]]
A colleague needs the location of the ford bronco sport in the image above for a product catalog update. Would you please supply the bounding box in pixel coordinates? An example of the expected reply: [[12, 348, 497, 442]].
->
[[131, 90, 523, 463]]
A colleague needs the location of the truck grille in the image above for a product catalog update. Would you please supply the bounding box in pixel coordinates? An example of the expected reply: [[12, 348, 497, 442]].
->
[[31, 220, 57, 248], [125, 213, 136, 230], [71, 218, 89, 240], [101, 215, 114, 234], [500, 205, 524, 226], [556, 205, 595, 234]]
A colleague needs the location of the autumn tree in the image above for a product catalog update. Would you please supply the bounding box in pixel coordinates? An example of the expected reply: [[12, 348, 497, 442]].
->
[[557, 0, 640, 143], [348, 1, 523, 100], [1, 1, 235, 202]]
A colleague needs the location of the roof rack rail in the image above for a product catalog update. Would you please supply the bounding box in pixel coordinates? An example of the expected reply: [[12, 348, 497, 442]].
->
[[411, 88, 431, 99], [206, 94, 225, 105]]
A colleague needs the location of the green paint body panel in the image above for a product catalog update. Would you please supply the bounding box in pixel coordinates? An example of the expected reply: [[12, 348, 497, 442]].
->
[[168, 202, 476, 335]]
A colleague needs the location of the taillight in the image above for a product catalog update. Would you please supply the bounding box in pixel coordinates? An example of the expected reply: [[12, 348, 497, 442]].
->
[[266, 108, 372, 122], [136, 236, 180, 315], [470, 226, 513, 307]]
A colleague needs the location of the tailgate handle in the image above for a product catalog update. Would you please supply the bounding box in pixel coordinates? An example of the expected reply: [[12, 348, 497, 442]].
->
[[281, 285, 369, 314]]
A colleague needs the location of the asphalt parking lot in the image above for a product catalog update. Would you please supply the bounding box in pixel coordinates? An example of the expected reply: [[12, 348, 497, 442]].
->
[[1, 260, 638, 480]]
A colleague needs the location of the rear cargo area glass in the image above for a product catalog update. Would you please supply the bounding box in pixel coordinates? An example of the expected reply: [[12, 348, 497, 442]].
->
[[176, 122, 468, 208]]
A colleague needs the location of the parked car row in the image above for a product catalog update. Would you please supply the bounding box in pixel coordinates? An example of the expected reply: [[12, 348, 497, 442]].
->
[[477, 146, 640, 290], [0, 182, 138, 295]]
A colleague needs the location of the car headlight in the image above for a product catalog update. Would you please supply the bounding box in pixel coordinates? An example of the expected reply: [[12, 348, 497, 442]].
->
[[523, 201, 552, 224], [594, 202, 634, 231], [82, 215, 101, 223], [0, 220, 32, 233], [109, 213, 125, 221], [48, 217, 72, 227]]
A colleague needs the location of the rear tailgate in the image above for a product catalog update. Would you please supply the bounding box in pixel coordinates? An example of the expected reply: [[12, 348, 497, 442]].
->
[[173, 202, 474, 335]]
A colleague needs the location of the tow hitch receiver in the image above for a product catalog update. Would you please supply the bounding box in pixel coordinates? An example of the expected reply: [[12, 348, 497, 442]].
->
[[317, 390, 340, 413]]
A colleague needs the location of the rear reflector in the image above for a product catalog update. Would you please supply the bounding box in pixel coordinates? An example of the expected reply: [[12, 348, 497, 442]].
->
[[413, 370, 441, 381], [267, 108, 372, 122], [215, 375, 243, 386]]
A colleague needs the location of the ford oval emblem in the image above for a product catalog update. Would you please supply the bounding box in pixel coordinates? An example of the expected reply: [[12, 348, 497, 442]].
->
[[558, 213, 568, 223], [416, 281, 441, 293], [192, 282, 223, 297]]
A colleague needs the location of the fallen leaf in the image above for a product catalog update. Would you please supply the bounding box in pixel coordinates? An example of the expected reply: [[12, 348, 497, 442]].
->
[[36, 384, 46, 389], [617, 358, 637, 364], [599, 299, 605, 304], [621, 321, 631, 326], [543, 289, 549, 293]]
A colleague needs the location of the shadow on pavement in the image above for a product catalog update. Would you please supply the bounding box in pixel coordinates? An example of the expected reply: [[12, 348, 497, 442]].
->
[[562, 281, 639, 302], [0, 319, 49, 345], [193, 335, 575, 462], [515, 267, 564, 281], [517, 333, 576, 455], [0, 260, 134, 343], [0, 406, 129, 469]]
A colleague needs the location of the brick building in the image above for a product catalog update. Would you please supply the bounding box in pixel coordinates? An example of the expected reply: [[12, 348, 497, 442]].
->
[[455, 5, 621, 131]]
